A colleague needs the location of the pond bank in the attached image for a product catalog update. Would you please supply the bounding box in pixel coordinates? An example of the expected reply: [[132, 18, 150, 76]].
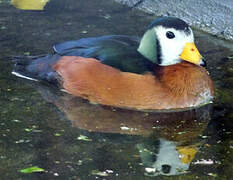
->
[[114, 0, 233, 41]]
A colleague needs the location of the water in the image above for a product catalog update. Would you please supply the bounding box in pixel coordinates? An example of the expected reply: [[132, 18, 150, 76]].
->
[[0, 0, 233, 179]]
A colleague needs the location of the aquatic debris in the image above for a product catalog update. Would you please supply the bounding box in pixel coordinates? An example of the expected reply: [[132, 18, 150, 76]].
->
[[177, 131, 186, 135], [91, 169, 113, 176], [53, 172, 59, 176], [81, 30, 88, 34], [77, 135, 92, 141], [145, 167, 156, 173], [24, 125, 42, 133], [24, 52, 30, 56], [204, 143, 211, 147], [227, 54, 233, 59], [12, 119, 21, 123], [105, 170, 114, 173], [15, 139, 29, 144], [201, 135, 208, 139], [120, 126, 130, 130], [54, 133, 62, 137], [120, 126, 137, 131], [54, 130, 65, 136], [77, 160, 83, 165], [0, 26, 7, 30], [102, 14, 111, 19], [25, 128, 32, 132], [19, 166, 45, 173], [207, 173, 217, 177], [15, 139, 25, 144], [0, 155, 6, 159], [193, 159, 214, 165]]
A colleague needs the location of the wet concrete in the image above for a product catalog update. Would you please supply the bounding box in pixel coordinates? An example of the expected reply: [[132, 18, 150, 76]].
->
[[0, 0, 233, 179]]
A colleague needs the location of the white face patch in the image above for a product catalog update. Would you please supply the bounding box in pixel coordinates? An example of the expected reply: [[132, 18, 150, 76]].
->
[[154, 26, 194, 66]]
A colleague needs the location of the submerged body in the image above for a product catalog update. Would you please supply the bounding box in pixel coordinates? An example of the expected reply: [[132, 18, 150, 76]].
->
[[12, 17, 215, 110]]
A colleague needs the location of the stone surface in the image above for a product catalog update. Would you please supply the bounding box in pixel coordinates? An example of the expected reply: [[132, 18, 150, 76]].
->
[[115, 0, 233, 41]]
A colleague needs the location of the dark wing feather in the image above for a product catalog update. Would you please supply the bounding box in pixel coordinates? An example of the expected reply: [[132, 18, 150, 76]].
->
[[53, 35, 154, 74]]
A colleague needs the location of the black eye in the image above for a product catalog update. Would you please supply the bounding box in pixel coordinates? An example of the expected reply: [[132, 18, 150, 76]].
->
[[162, 164, 171, 174], [166, 31, 175, 39]]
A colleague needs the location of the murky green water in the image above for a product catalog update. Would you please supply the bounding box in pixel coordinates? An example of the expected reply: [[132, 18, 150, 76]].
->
[[0, 0, 233, 179]]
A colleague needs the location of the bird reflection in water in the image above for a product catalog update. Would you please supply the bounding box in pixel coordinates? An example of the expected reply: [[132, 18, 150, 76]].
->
[[31, 83, 212, 176]]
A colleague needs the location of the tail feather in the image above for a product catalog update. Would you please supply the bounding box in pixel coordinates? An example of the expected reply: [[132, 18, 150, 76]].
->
[[12, 55, 40, 81], [12, 54, 61, 85], [12, 71, 38, 81]]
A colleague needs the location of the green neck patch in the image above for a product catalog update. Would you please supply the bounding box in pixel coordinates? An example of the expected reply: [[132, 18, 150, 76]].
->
[[137, 28, 158, 64]]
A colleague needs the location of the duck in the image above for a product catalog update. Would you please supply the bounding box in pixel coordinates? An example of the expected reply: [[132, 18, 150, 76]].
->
[[12, 16, 215, 111]]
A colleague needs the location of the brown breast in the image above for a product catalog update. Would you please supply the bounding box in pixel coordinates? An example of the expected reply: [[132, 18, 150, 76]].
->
[[53, 56, 214, 110]]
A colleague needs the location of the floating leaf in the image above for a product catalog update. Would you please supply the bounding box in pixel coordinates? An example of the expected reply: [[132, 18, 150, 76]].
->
[[91, 170, 109, 176], [54, 133, 62, 137], [207, 173, 217, 177], [25, 128, 32, 132], [19, 166, 45, 173], [77, 135, 92, 141]]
